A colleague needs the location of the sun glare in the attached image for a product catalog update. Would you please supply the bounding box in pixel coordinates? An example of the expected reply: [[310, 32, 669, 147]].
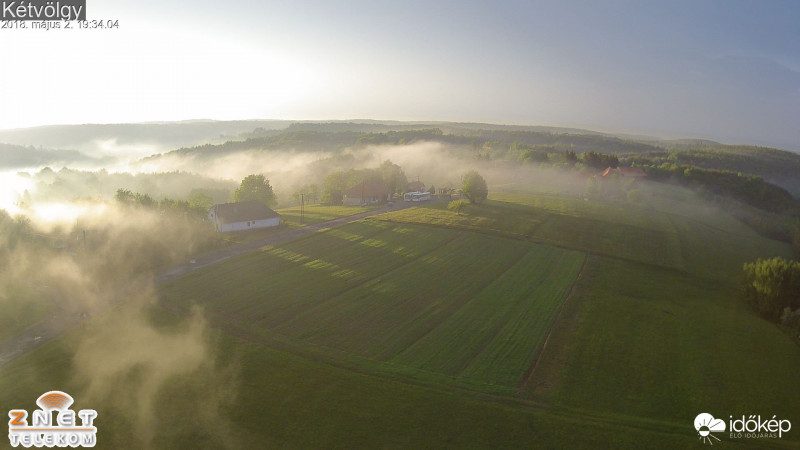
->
[[0, 171, 35, 215], [30, 202, 108, 225]]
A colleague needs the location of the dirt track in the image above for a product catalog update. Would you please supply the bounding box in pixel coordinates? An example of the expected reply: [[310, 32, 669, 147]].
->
[[0, 202, 418, 367]]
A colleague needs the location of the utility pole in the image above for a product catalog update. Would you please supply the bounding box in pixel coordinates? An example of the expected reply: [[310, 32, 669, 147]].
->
[[300, 193, 305, 224]]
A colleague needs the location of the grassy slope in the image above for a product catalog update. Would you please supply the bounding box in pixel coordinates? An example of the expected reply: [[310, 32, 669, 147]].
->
[[160, 220, 583, 390], [277, 204, 379, 226], [372, 189, 799, 446], [0, 284, 53, 342], [0, 324, 698, 449], [377, 195, 684, 270], [525, 257, 800, 431], [379, 191, 791, 281], [2, 186, 798, 448]]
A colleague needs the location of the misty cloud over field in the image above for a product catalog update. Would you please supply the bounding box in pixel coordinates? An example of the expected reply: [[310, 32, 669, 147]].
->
[[0, 201, 240, 447], [2, 119, 797, 449], [133, 140, 590, 205], [1, 138, 546, 216]]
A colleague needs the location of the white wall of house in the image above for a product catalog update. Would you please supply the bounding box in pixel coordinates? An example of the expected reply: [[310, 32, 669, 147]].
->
[[344, 195, 383, 206], [343, 196, 361, 206], [217, 217, 281, 233]]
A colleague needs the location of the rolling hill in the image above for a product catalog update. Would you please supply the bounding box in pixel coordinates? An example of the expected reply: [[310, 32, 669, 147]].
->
[[2, 183, 796, 448]]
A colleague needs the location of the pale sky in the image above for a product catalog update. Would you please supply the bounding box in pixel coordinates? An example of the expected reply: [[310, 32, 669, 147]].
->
[[1, 0, 799, 149]]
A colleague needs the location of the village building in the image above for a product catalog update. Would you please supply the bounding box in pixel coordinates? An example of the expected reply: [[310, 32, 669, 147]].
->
[[343, 181, 389, 206], [403, 180, 431, 201], [208, 201, 281, 232], [406, 180, 426, 193], [601, 166, 647, 178]]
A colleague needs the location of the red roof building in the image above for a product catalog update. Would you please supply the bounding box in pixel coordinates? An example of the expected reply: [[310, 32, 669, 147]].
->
[[406, 180, 426, 192], [343, 181, 389, 206]]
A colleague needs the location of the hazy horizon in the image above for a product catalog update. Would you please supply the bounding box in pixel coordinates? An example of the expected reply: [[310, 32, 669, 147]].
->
[[1, 1, 798, 150], [0, 118, 795, 153]]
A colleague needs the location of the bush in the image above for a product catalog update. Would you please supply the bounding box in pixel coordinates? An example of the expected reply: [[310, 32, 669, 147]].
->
[[781, 307, 800, 335], [627, 189, 642, 204], [447, 199, 469, 215], [743, 257, 800, 321], [462, 171, 488, 205]]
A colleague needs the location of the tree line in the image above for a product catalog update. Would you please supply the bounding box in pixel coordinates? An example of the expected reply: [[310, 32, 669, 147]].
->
[[742, 223, 800, 338], [321, 160, 407, 205]]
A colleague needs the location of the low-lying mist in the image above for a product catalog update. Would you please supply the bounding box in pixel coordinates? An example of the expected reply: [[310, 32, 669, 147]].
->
[[0, 201, 240, 447], [132, 140, 593, 205], [1, 131, 775, 447]]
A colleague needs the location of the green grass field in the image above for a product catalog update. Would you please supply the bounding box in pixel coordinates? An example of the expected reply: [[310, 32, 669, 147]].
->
[[0, 321, 700, 449], [2, 185, 798, 448], [377, 196, 684, 270], [160, 220, 584, 390], [0, 284, 52, 342], [525, 256, 800, 429], [379, 191, 791, 280], [277, 203, 379, 226]]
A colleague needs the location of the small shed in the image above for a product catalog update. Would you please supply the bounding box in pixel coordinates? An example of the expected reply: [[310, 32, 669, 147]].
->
[[208, 201, 281, 232], [343, 181, 389, 206]]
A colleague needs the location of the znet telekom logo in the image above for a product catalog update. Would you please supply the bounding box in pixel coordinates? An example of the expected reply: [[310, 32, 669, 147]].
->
[[8, 391, 97, 448]]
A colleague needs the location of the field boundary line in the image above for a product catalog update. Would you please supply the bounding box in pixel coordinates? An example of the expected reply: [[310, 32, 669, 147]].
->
[[375, 216, 690, 275], [271, 229, 467, 334], [517, 252, 588, 391], [395, 243, 533, 370]]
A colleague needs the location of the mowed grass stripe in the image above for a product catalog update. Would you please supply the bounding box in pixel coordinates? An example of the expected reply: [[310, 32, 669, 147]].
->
[[668, 214, 792, 282], [269, 229, 472, 339], [159, 220, 405, 321], [247, 223, 457, 328], [534, 214, 683, 269], [274, 232, 528, 361], [391, 247, 565, 373], [163, 221, 461, 330], [459, 250, 585, 386], [378, 198, 684, 270], [391, 247, 584, 387], [163, 219, 586, 389], [490, 191, 676, 233]]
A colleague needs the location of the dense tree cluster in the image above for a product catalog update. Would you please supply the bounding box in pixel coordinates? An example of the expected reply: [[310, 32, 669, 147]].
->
[[0, 210, 36, 263], [641, 164, 795, 213], [743, 258, 800, 329], [579, 151, 619, 170], [292, 184, 321, 204], [233, 174, 277, 208], [621, 145, 800, 186], [321, 160, 407, 205], [24, 167, 234, 204], [115, 188, 210, 219], [462, 171, 488, 205]]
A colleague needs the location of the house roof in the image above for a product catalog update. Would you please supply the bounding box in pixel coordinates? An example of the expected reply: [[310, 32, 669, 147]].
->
[[210, 201, 281, 225], [602, 166, 647, 178], [407, 180, 425, 192], [344, 181, 388, 198]]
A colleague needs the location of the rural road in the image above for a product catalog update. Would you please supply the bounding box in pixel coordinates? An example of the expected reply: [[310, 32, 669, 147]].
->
[[0, 201, 421, 367], [155, 201, 416, 284]]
